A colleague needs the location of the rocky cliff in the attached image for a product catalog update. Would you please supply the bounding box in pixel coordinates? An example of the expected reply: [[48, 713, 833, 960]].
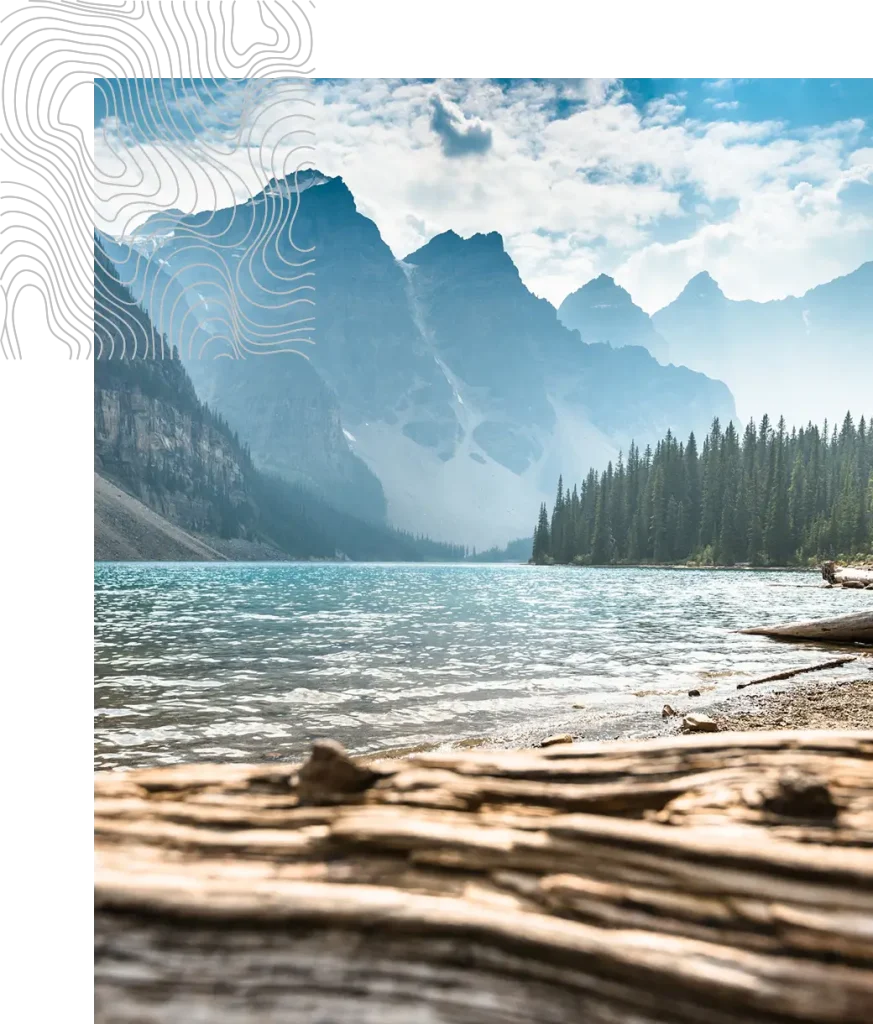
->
[[101, 182, 389, 525], [194, 354, 387, 524], [94, 235, 463, 561], [95, 358, 256, 541]]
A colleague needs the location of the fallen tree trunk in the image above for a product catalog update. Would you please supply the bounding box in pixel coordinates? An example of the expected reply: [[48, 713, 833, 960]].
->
[[837, 568, 873, 585], [822, 562, 873, 587], [95, 732, 873, 1024], [740, 609, 873, 644]]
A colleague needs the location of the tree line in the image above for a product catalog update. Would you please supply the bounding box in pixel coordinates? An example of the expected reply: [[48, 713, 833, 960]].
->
[[532, 414, 873, 567]]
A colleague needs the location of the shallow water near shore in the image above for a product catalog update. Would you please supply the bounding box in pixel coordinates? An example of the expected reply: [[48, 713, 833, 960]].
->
[[94, 562, 871, 769]]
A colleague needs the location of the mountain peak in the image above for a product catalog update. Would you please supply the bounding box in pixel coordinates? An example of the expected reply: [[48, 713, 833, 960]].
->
[[557, 273, 668, 361], [261, 168, 332, 197], [468, 229, 506, 249], [681, 271, 725, 300], [573, 273, 633, 302], [404, 228, 512, 269], [562, 271, 650, 311]]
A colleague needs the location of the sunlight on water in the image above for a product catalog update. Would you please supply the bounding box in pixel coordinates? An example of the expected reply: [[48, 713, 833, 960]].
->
[[94, 563, 869, 769]]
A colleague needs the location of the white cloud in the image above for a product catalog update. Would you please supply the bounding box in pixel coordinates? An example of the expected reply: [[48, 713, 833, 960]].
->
[[94, 78, 873, 312], [705, 79, 744, 91], [616, 168, 873, 311], [644, 96, 687, 125], [93, 80, 314, 237]]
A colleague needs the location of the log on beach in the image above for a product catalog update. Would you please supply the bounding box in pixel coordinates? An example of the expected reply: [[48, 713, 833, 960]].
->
[[740, 608, 873, 645], [95, 733, 873, 1024], [822, 561, 873, 587], [736, 655, 857, 688]]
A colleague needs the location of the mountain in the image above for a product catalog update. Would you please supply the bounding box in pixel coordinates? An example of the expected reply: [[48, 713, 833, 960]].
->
[[652, 264, 873, 425], [95, 473, 232, 562], [94, 236, 464, 562], [400, 228, 736, 543], [99, 186, 389, 525], [105, 171, 737, 549], [557, 274, 669, 361]]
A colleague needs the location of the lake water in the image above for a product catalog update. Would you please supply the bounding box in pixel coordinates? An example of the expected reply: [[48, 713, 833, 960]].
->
[[94, 562, 870, 769]]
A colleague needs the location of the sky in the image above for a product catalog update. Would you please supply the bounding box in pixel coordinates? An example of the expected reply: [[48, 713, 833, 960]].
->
[[94, 77, 873, 313]]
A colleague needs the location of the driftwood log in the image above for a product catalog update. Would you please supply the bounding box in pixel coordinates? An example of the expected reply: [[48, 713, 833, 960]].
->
[[95, 732, 873, 1024], [736, 656, 857, 688], [740, 609, 873, 645]]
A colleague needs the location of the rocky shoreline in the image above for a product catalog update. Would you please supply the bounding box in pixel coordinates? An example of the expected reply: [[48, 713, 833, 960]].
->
[[707, 674, 873, 731], [379, 651, 873, 759], [524, 561, 873, 579], [535, 667, 873, 748]]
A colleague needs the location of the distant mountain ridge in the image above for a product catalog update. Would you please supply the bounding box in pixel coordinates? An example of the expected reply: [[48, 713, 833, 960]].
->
[[651, 262, 873, 424], [104, 170, 739, 549], [557, 274, 669, 362]]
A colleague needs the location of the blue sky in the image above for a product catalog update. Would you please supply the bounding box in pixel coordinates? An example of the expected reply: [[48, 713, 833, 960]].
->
[[94, 78, 255, 139], [94, 78, 873, 311], [623, 79, 873, 129]]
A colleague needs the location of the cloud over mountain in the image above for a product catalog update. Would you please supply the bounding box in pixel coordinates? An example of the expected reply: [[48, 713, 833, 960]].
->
[[429, 96, 493, 157]]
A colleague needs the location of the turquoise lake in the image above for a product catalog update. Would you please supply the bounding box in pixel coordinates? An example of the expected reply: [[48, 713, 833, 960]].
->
[[94, 562, 869, 769]]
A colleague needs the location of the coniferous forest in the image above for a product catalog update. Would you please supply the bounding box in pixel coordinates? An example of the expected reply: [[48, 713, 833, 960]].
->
[[532, 414, 873, 567]]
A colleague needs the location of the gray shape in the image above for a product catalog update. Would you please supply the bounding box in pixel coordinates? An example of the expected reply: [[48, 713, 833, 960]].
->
[[0, 0, 319, 368], [430, 96, 493, 157]]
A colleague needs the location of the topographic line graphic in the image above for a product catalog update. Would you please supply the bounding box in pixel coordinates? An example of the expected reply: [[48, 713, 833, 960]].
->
[[95, 78, 317, 365]]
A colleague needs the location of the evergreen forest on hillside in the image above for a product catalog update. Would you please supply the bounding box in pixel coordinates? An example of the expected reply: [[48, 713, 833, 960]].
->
[[466, 537, 535, 563], [533, 415, 873, 567]]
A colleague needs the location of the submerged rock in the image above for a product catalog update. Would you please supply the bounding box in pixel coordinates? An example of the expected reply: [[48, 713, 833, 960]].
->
[[662, 704, 677, 718], [688, 689, 701, 697]]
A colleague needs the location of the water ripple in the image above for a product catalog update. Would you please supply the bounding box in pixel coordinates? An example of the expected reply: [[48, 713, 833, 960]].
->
[[94, 563, 870, 769]]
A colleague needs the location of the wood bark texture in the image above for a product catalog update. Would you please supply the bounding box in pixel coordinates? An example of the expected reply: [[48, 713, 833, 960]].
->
[[95, 732, 873, 1024]]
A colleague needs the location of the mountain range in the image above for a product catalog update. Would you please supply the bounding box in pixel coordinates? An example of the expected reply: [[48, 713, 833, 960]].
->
[[557, 263, 871, 428], [103, 170, 738, 549], [651, 265, 873, 426]]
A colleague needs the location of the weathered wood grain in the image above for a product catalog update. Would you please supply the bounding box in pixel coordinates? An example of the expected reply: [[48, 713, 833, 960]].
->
[[95, 732, 873, 1023]]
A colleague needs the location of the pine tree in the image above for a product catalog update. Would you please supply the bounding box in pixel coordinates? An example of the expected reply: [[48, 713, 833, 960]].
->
[[536, 411, 873, 568], [763, 419, 791, 563], [684, 432, 701, 554], [591, 468, 613, 564], [532, 503, 552, 564]]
